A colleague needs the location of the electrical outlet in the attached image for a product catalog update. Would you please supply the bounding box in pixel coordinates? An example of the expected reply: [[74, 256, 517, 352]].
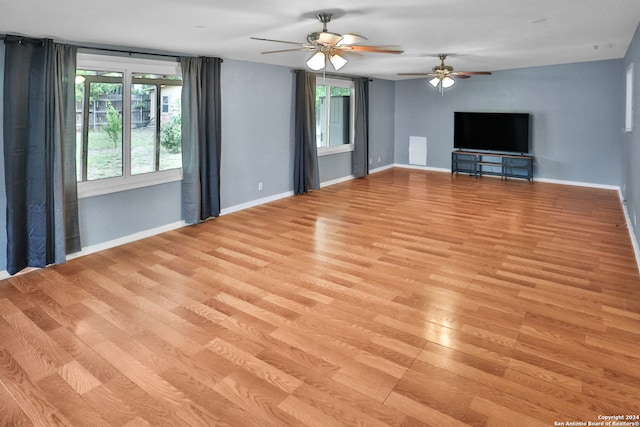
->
[[258, 182, 263, 191], [634, 212, 637, 226], [369, 159, 373, 165], [378, 156, 381, 163]]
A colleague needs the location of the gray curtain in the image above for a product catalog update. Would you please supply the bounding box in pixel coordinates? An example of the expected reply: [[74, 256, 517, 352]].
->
[[3, 37, 80, 275], [293, 70, 319, 194], [54, 43, 81, 255], [180, 56, 222, 224], [353, 77, 369, 178]]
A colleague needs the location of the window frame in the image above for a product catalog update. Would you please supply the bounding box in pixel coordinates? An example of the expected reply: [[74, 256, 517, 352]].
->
[[315, 76, 355, 156], [76, 53, 183, 199]]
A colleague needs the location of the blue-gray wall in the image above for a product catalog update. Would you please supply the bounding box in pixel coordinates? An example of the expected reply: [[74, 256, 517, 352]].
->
[[395, 59, 624, 186], [78, 182, 182, 247], [221, 59, 294, 206], [1, 35, 637, 271], [319, 152, 352, 183], [369, 79, 396, 169], [623, 22, 640, 246]]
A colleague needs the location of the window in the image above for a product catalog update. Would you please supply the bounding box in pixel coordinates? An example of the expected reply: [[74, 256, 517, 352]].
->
[[161, 95, 170, 113], [75, 70, 124, 181], [626, 63, 634, 133], [75, 53, 182, 197], [316, 77, 355, 155]]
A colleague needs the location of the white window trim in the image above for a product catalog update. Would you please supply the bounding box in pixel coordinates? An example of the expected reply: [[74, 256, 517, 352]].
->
[[318, 143, 354, 156], [76, 53, 182, 199], [316, 76, 355, 156], [78, 169, 182, 198]]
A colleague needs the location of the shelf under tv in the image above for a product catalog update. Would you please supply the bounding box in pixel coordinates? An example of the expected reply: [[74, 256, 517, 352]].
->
[[451, 150, 533, 182]]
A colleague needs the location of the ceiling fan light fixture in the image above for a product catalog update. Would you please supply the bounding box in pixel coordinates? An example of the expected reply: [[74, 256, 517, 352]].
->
[[253, 12, 404, 73], [442, 76, 455, 88], [306, 51, 326, 71], [329, 53, 348, 71], [428, 77, 441, 88]]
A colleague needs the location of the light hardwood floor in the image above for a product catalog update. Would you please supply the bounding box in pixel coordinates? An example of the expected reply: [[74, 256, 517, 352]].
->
[[1, 168, 639, 426]]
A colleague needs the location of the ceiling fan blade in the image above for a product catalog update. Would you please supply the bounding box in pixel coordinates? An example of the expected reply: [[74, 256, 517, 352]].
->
[[334, 50, 364, 58], [454, 71, 493, 75], [345, 45, 404, 54], [260, 48, 310, 54], [337, 34, 367, 46], [317, 31, 343, 46], [454, 74, 472, 79], [397, 72, 435, 76], [250, 37, 304, 46]]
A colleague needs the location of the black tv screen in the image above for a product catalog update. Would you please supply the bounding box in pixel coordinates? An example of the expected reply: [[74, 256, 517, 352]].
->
[[454, 112, 530, 154]]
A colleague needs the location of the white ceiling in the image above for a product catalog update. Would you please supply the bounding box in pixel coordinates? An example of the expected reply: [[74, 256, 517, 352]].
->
[[2, 0, 640, 80]]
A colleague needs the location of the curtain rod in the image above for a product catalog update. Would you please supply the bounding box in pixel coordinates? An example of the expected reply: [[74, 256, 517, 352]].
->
[[1, 34, 46, 46], [2, 34, 222, 62], [77, 45, 183, 61], [75, 45, 223, 62]]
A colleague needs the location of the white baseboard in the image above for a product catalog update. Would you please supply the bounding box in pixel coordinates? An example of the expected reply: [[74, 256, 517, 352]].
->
[[534, 177, 620, 191], [223, 174, 359, 216], [320, 175, 355, 188], [369, 164, 395, 174], [221, 191, 294, 216], [619, 190, 640, 273], [394, 163, 451, 173], [531, 179, 640, 273], [67, 220, 188, 261], [395, 163, 624, 192], [0, 220, 190, 279], [69, 175, 359, 262]]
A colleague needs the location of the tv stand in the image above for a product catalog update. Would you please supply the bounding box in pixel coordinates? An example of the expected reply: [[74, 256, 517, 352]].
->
[[452, 150, 533, 181]]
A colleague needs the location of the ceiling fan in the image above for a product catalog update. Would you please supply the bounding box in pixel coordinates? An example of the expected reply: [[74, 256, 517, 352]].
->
[[399, 54, 492, 93], [250, 12, 404, 72]]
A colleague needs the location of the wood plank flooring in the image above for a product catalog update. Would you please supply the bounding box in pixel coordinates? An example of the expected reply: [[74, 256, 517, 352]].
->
[[1, 168, 639, 426]]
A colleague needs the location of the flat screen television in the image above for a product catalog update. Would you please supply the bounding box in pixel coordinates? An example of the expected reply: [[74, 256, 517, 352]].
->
[[454, 112, 530, 154]]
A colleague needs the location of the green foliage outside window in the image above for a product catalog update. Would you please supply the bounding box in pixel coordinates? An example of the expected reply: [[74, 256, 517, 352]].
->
[[160, 114, 182, 154], [104, 102, 122, 148]]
